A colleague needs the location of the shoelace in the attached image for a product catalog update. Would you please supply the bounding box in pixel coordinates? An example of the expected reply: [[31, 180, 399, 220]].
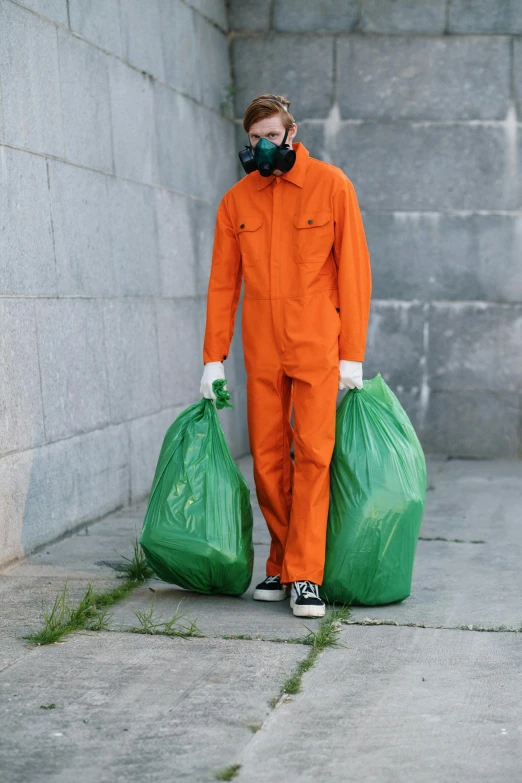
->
[[293, 580, 320, 600], [264, 575, 281, 584]]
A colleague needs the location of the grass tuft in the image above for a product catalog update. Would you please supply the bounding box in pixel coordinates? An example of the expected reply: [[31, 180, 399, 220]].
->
[[23, 576, 141, 646], [115, 537, 154, 581], [127, 597, 204, 639], [269, 605, 350, 707], [215, 764, 242, 781]]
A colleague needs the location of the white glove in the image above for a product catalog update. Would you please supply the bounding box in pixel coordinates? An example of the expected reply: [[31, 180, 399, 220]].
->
[[339, 360, 363, 390], [200, 361, 226, 400]]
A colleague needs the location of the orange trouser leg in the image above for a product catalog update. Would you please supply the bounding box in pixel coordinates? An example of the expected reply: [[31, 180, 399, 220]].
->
[[246, 369, 294, 576], [246, 359, 338, 584], [280, 361, 339, 585]]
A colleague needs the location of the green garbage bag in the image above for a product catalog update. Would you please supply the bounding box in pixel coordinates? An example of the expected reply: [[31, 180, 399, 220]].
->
[[139, 380, 254, 595], [321, 373, 427, 606]]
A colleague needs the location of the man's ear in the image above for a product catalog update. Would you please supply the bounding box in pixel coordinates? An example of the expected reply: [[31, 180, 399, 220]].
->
[[288, 123, 297, 143]]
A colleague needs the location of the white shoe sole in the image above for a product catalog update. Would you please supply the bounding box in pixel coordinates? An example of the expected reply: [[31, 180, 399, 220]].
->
[[253, 587, 288, 602], [292, 603, 326, 618]]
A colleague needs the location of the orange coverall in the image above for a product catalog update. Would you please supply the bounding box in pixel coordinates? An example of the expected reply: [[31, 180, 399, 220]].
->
[[203, 140, 372, 585]]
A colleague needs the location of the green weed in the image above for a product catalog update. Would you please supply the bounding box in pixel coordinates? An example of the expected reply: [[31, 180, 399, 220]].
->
[[115, 537, 154, 581], [127, 597, 203, 639], [270, 606, 350, 706], [215, 764, 242, 781], [23, 578, 140, 645]]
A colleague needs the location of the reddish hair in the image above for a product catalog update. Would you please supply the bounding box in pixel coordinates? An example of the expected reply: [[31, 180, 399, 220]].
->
[[243, 93, 296, 133]]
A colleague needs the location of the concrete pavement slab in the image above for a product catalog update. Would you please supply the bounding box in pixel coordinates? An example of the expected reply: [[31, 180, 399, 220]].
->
[[0, 567, 119, 674], [106, 556, 315, 641], [346, 457, 522, 630], [0, 504, 145, 672], [1, 450, 521, 781], [237, 625, 522, 783], [347, 536, 522, 630], [0, 631, 304, 783]]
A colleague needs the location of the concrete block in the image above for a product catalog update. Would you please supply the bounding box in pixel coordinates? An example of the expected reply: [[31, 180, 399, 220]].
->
[[184, 0, 228, 30], [365, 212, 522, 304], [193, 198, 222, 297], [57, 31, 113, 171], [235, 122, 252, 180], [109, 58, 159, 184], [514, 39, 522, 119], [427, 303, 522, 393], [273, 0, 358, 31], [160, 0, 201, 103], [362, 301, 426, 392], [119, 0, 165, 79], [103, 298, 162, 422], [155, 190, 198, 299], [16, 423, 130, 554], [337, 36, 510, 120], [20, 0, 68, 25], [48, 161, 115, 296], [423, 390, 520, 458], [0, 300, 45, 457], [449, 0, 522, 33], [196, 106, 238, 203], [155, 85, 197, 194], [361, 0, 446, 32], [232, 35, 335, 119], [68, 0, 123, 55], [0, 146, 56, 296], [107, 178, 161, 296], [155, 297, 205, 408], [35, 299, 111, 442], [327, 123, 519, 211], [0, 449, 33, 566], [228, 0, 271, 31], [194, 10, 231, 112], [293, 122, 328, 161], [160, 2, 229, 111], [0, 3, 64, 157], [156, 88, 236, 201], [128, 405, 185, 502]]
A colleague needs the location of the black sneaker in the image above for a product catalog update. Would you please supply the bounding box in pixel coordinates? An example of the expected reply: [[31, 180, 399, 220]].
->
[[291, 580, 325, 618], [253, 574, 288, 602]]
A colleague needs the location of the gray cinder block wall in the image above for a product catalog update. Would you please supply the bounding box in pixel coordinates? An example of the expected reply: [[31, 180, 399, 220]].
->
[[0, 0, 248, 569], [2, 0, 521, 570], [229, 0, 522, 459]]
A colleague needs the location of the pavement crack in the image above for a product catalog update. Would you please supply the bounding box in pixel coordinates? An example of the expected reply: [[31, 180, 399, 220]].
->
[[418, 536, 485, 544], [343, 619, 521, 633]]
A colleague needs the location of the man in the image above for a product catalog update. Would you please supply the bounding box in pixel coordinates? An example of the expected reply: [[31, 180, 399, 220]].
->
[[200, 93, 372, 618]]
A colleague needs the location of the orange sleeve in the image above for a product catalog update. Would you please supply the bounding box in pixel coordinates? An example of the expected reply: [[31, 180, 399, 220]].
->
[[332, 177, 372, 362], [202, 194, 243, 364]]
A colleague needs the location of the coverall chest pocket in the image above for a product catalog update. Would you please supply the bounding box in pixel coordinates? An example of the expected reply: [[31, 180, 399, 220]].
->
[[237, 215, 263, 267], [293, 210, 334, 263]]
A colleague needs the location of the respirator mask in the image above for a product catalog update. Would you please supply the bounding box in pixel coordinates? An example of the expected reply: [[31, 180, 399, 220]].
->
[[238, 128, 296, 177]]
